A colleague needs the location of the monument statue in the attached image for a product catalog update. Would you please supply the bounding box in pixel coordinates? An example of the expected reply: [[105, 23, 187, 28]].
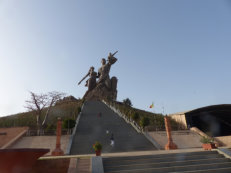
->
[[78, 51, 118, 101], [78, 66, 97, 90], [97, 51, 118, 89]]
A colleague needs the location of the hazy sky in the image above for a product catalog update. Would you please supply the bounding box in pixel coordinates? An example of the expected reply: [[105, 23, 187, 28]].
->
[[0, 0, 230, 117]]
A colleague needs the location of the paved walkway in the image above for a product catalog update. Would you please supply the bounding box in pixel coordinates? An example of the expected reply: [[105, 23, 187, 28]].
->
[[148, 130, 202, 149], [70, 101, 156, 154], [10, 135, 70, 155]]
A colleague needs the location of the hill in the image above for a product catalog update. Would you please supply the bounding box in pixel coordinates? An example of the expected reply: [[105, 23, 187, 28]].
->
[[0, 97, 83, 130], [0, 98, 181, 131], [105, 100, 182, 131]]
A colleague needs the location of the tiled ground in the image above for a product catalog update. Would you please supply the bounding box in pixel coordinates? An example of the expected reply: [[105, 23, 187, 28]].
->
[[10, 135, 70, 155]]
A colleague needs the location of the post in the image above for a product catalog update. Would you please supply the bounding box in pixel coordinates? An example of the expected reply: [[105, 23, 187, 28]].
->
[[164, 116, 178, 150], [52, 117, 64, 156]]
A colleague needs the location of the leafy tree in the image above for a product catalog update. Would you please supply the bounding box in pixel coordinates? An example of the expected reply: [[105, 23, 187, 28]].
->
[[25, 91, 65, 135], [123, 98, 132, 107]]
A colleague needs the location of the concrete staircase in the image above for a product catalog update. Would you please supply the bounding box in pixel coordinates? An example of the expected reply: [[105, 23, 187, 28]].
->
[[70, 101, 156, 154], [103, 150, 231, 173]]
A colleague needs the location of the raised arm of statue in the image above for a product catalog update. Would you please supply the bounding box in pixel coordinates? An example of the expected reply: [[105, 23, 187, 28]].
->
[[108, 51, 118, 65]]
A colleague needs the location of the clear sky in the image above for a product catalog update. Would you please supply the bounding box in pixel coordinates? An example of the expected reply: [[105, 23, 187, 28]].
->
[[0, 0, 230, 117]]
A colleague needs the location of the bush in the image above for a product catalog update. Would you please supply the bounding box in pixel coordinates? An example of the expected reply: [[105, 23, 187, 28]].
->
[[93, 141, 102, 151], [200, 136, 214, 144], [77, 107, 81, 114], [132, 112, 139, 121], [123, 98, 132, 107], [46, 123, 56, 130], [140, 117, 150, 128], [62, 118, 76, 129]]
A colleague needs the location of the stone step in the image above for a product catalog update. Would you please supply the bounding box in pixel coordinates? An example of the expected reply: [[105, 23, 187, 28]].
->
[[180, 167, 231, 173], [70, 101, 156, 154], [103, 153, 223, 166], [103, 158, 231, 172], [76, 158, 90, 173], [104, 162, 231, 173], [103, 150, 217, 162]]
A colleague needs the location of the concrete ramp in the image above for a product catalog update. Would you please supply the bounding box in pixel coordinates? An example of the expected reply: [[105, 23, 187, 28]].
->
[[70, 101, 156, 154]]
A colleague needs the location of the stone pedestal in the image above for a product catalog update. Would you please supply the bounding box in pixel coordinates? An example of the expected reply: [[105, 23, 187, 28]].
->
[[52, 118, 64, 156], [164, 116, 178, 150]]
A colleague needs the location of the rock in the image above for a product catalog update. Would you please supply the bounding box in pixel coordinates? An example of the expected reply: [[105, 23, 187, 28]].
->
[[84, 82, 117, 101]]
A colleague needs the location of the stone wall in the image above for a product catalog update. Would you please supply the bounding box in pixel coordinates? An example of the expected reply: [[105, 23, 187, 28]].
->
[[169, 113, 187, 129], [30, 158, 70, 173]]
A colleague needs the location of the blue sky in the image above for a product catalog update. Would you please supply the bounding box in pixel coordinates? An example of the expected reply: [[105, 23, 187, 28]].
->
[[0, 0, 230, 117]]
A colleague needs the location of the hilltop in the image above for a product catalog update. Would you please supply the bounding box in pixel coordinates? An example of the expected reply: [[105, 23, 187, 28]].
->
[[0, 96, 83, 130], [0, 97, 181, 131]]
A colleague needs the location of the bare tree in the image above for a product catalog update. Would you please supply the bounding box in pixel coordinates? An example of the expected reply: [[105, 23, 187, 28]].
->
[[25, 91, 65, 135]]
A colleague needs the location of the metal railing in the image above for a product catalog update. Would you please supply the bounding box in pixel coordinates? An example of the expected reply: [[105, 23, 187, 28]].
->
[[26, 129, 73, 136], [102, 100, 142, 133]]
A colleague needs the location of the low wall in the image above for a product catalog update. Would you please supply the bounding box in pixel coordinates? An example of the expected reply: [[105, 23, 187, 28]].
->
[[215, 136, 231, 147], [31, 158, 70, 173], [0, 127, 29, 149], [168, 114, 187, 129], [190, 127, 224, 147]]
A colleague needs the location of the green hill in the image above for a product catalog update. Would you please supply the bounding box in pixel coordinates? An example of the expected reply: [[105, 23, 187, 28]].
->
[[107, 101, 182, 131], [0, 99, 83, 130], [0, 99, 181, 131]]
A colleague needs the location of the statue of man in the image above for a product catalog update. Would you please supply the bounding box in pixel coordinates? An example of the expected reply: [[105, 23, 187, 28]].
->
[[97, 52, 117, 89]]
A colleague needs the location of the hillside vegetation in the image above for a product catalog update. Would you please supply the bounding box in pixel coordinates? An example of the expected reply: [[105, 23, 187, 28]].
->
[[0, 100, 83, 130], [0, 99, 182, 131], [107, 101, 182, 131]]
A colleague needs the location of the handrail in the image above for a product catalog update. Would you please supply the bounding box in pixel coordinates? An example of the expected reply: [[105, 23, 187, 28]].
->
[[39, 154, 93, 160], [102, 100, 142, 133]]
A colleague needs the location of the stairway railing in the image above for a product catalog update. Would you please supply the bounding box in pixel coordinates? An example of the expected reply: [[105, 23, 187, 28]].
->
[[102, 100, 142, 133]]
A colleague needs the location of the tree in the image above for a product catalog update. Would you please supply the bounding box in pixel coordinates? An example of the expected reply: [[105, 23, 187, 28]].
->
[[123, 98, 132, 107], [132, 112, 139, 121], [62, 118, 76, 129], [25, 91, 65, 135], [140, 117, 150, 128]]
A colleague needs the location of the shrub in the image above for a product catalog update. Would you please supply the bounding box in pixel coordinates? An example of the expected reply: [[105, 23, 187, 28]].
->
[[132, 112, 139, 121], [123, 98, 132, 107], [140, 117, 150, 128], [93, 141, 102, 151], [77, 107, 81, 114], [46, 123, 56, 130], [62, 118, 76, 129], [200, 136, 214, 144]]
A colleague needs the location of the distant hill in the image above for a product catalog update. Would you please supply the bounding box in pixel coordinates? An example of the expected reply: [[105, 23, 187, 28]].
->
[[0, 96, 83, 129], [0, 98, 182, 131]]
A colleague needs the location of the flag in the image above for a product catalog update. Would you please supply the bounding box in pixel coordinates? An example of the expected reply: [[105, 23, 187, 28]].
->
[[149, 102, 154, 108]]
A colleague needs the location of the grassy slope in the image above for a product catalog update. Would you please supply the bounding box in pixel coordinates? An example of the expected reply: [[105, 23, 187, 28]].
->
[[0, 100, 83, 129], [109, 101, 182, 131], [0, 100, 182, 131]]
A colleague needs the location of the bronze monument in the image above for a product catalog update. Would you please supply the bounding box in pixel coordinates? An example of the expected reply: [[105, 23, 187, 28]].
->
[[78, 51, 118, 101]]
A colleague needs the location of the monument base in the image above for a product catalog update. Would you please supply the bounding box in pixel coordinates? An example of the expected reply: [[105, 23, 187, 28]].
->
[[165, 141, 178, 150], [51, 148, 64, 156]]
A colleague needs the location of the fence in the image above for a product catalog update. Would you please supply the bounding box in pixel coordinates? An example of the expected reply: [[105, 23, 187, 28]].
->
[[26, 129, 73, 136]]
